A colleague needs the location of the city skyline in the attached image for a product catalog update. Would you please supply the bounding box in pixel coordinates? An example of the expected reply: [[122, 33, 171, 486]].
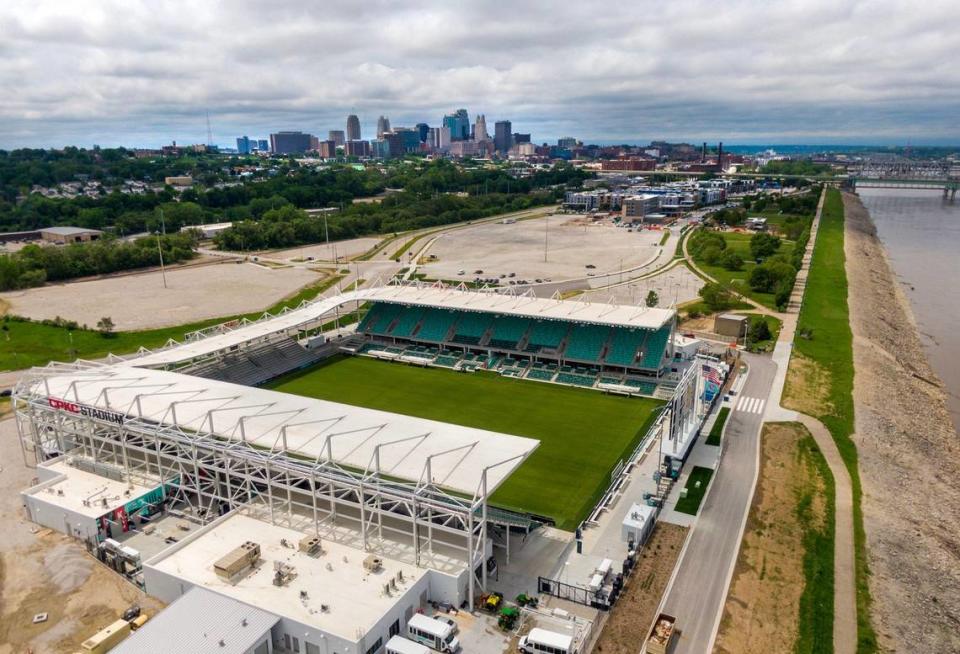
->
[[2, 0, 960, 148]]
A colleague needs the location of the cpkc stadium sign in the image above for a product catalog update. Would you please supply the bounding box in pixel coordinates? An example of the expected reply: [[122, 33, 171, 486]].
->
[[48, 397, 126, 426]]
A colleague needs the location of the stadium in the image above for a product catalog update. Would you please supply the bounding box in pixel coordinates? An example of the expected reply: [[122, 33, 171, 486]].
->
[[13, 281, 715, 654]]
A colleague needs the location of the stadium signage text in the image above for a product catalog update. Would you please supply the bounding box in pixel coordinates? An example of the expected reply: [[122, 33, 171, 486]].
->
[[48, 398, 125, 425]]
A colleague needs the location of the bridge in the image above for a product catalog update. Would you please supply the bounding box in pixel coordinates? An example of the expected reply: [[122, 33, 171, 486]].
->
[[847, 160, 959, 199]]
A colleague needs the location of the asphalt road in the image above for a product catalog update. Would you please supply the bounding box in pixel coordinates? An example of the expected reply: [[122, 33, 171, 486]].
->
[[661, 352, 777, 654]]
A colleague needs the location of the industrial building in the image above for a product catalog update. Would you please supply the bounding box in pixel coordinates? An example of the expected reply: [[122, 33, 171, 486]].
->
[[39, 226, 104, 244]]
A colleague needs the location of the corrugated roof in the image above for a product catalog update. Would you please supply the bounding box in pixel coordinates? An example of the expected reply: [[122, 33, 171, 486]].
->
[[111, 586, 278, 654], [40, 226, 103, 235]]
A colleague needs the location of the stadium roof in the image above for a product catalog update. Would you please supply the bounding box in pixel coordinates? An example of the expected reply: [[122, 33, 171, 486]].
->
[[30, 364, 538, 496], [110, 586, 279, 654], [130, 284, 674, 368]]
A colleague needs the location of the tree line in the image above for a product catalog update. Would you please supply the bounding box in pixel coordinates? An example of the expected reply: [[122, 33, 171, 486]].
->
[[0, 232, 198, 291]]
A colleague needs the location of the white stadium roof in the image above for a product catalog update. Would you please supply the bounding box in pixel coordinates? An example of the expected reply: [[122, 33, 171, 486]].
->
[[31, 364, 538, 496], [130, 284, 674, 368]]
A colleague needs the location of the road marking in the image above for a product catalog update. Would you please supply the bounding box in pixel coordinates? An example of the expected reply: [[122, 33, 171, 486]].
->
[[735, 396, 765, 415]]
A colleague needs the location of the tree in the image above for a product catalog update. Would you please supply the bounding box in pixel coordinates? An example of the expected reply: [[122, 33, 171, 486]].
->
[[719, 250, 744, 271], [749, 316, 772, 342], [699, 282, 735, 312], [750, 233, 781, 260], [645, 290, 659, 307], [96, 316, 115, 337], [748, 264, 776, 292]]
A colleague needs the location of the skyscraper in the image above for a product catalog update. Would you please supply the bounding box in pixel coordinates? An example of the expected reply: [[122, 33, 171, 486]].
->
[[269, 131, 312, 154], [474, 115, 488, 142], [328, 130, 345, 147], [442, 109, 470, 141], [346, 115, 361, 141], [494, 120, 512, 154], [415, 123, 429, 143], [257, 139, 269, 152], [377, 116, 391, 139], [236, 136, 251, 154]]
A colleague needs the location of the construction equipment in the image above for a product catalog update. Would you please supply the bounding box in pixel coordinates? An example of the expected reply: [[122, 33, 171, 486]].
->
[[481, 591, 503, 613], [79, 619, 132, 654], [515, 593, 538, 608], [498, 606, 519, 630]]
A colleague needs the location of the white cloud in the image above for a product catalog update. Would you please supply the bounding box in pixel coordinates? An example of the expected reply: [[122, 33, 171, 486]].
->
[[0, 0, 958, 147]]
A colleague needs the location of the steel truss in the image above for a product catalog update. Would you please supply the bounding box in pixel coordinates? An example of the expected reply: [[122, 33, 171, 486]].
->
[[13, 362, 517, 606]]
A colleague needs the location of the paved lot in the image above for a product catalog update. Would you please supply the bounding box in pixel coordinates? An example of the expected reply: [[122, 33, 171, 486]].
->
[[0, 260, 322, 330], [263, 236, 383, 262], [419, 216, 664, 282], [661, 352, 776, 654]]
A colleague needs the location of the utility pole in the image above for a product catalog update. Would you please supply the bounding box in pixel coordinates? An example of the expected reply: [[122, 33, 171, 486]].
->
[[156, 231, 168, 289]]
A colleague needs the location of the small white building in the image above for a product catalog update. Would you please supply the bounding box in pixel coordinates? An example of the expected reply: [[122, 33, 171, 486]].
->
[[621, 502, 656, 547], [181, 222, 234, 239]]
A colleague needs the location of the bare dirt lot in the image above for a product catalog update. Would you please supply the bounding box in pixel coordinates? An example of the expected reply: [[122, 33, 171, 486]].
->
[[263, 236, 383, 262], [0, 418, 163, 654], [0, 260, 321, 330], [593, 523, 687, 654], [714, 422, 832, 654], [844, 193, 960, 653], [418, 216, 666, 283], [580, 264, 703, 307]]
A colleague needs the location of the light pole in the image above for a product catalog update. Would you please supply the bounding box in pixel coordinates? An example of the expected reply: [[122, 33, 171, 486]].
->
[[543, 215, 549, 263], [156, 231, 168, 289]]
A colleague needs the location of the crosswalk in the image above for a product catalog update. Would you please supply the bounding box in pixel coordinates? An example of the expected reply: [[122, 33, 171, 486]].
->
[[734, 395, 766, 415]]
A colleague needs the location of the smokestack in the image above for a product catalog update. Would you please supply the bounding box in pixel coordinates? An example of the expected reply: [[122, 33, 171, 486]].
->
[[702, 142, 707, 163], [717, 142, 723, 172]]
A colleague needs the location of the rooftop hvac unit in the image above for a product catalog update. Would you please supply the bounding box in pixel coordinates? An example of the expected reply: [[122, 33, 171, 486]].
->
[[363, 555, 383, 573], [214, 541, 261, 581], [298, 536, 322, 556]]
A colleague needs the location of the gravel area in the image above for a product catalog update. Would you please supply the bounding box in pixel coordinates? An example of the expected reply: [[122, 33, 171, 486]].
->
[[0, 260, 321, 330], [264, 236, 383, 262], [844, 192, 960, 653], [419, 216, 665, 282]]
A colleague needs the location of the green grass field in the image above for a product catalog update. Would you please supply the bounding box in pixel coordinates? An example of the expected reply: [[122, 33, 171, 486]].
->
[[691, 231, 796, 309], [706, 407, 730, 446], [267, 356, 664, 530], [674, 466, 714, 515]]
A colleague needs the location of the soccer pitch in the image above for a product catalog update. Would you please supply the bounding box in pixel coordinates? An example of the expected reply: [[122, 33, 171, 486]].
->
[[267, 356, 664, 530]]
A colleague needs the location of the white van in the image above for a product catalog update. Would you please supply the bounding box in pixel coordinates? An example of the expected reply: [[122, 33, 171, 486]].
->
[[407, 614, 461, 653], [518, 628, 574, 654], [386, 635, 431, 654]]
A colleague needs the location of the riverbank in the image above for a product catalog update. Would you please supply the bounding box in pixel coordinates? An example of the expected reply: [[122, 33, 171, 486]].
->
[[843, 191, 960, 653]]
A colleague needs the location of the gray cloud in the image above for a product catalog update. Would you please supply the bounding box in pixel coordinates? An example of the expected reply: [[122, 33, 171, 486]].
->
[[1, 0, 958, 147]]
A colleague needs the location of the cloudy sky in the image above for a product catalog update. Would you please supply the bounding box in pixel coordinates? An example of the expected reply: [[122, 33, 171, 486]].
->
[[1, 0, 958, 148]]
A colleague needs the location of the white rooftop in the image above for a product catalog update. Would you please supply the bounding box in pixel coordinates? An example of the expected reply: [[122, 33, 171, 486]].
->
[[27, 459, 156, 519], [130, 284, 674, 368], [111, 585, 278, 654], [149, 513, 426, 641], [32, 364, 538, 496]]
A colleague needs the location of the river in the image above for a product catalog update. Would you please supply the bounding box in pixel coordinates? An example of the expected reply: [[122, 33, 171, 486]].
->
[[857, 188, 960, 435]]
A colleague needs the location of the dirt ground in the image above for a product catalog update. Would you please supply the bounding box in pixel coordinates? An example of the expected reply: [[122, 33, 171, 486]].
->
[[0, 259, 321, 330], [714, 422, 830, 654], [592, 523, 688, 654], [580, 264, 703, 307], [0, 418, 163, 654], [782, 352, 835, 418], [262, 236, 383, 262], [843, 192, 960, 652], [419, 216, 664, 282]]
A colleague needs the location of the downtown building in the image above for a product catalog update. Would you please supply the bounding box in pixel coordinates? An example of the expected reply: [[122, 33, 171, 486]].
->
[[269, 131, 313, 155]]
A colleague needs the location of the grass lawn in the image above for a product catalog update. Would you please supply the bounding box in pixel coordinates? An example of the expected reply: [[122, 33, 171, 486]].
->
[[691, 231, 796, 309], [674, 466, 714, 515], [706, 407, 730, 446], [0, 274, 344, 371], [738, 312, 782, 352], [267, 355, 664, 530], [784, 188, 877, 653]]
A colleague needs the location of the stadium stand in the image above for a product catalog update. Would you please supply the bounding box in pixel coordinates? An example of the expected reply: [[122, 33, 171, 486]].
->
[[639, 327, 671, 369], [366, 303, 405, 336], [186, 337, 324, 387], [526, 320, 569, 352], [556, 371, 597, 388], [624, 378, 658, 395], [390, 307, 425, 338], [488, 316, 532, 350], [416, 309, 459, 342], [452, 312, 493, 345], [564, 325, 611, 363], [605, 328, 648, 366]]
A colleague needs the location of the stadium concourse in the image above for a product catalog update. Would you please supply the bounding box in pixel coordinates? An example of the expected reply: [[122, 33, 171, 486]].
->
[[12, 280, 725, 652]]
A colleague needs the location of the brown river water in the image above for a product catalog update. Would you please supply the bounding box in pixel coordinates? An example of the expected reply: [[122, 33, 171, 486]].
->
[[858, 188, 960, 436]]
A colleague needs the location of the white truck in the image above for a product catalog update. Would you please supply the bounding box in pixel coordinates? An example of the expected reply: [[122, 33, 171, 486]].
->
[[518, 628, 574, 654], [386, 635, 431, 654], [407, 613, 461, 653]]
